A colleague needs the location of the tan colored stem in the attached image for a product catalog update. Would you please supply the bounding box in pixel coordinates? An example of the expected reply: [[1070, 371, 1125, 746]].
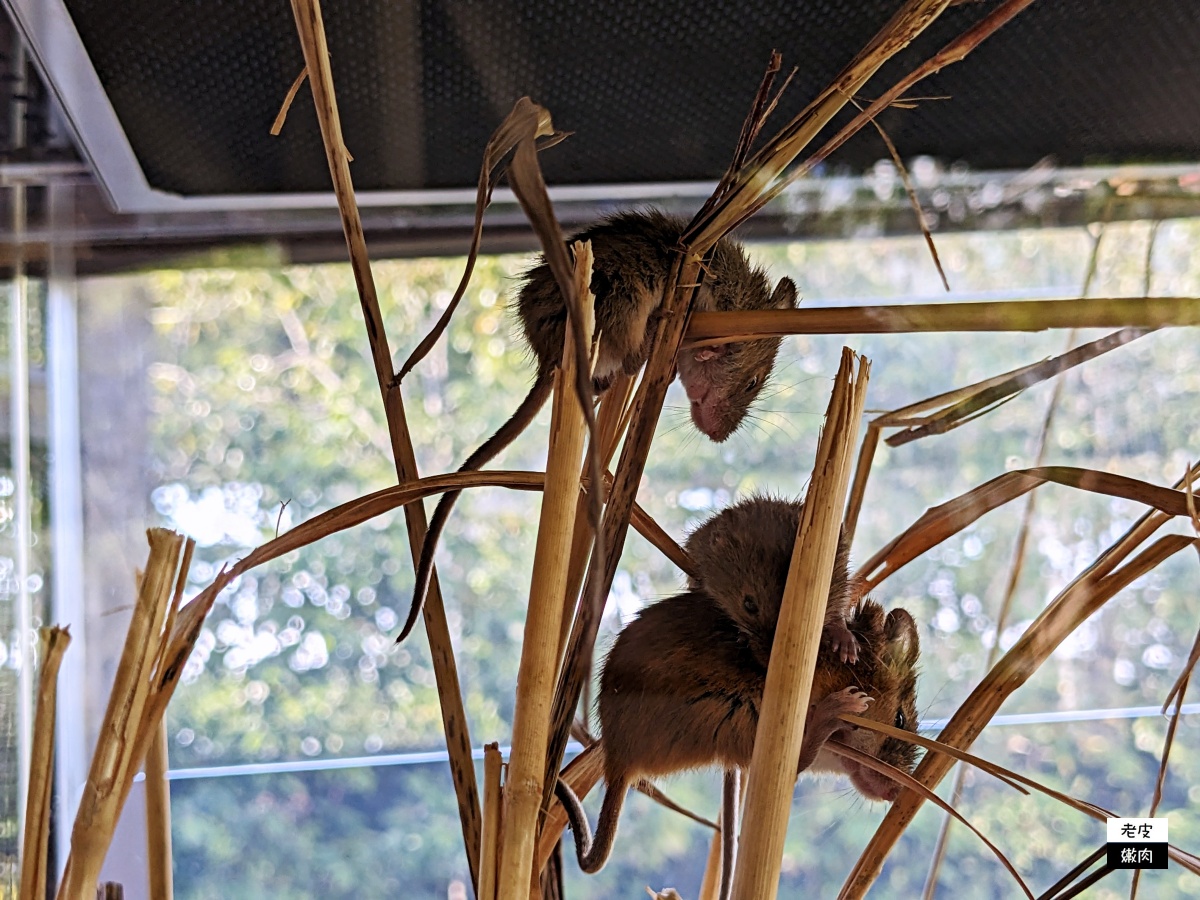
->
[[479, 743, 504, 900], [697, 828, 724, 900], [497, 243, 596, 898], [144, 719, 173, 900], [19, 626, 71, 900], [731, 349, 869, 900], [685, 297, 1200, 345], [285, 2, 482, 885]]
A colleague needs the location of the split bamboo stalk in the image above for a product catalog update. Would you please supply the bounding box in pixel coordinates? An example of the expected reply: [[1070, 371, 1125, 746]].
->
[[19, 626, 70, 900], [557, 374, 637, 660], [144, 719, 173, 900], [839, 463, 1200, 898], [496, 243, 596, 898], [479, 743, 504, 900], [58, 528, 184, 900], [284, 1, 482, 885], [684, 296, 1200, 345], [730, 348, 869, 900]]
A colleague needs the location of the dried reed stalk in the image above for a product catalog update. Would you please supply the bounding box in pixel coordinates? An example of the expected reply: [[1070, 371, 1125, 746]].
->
[[886, 327, 1146, 446], [19, 626, 70, 900], [479, 743, 504, 900], [857, 465, 1198, 593], [144, 719, 173, 900], [730, 348, 869, 900], [558, 375, 637, 659], [497, 244, 597, 898], [285, 1, 482, 883], [685, 297, 1200, 346], [839, 463, 1200, 898], [697, 827, 724, 900], [58, 529, 185, 900]]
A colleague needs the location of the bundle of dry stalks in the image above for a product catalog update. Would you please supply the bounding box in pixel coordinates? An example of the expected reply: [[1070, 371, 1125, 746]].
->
[[54, 529, 197, 900]]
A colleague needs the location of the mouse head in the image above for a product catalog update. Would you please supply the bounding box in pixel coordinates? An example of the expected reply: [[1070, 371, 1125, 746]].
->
[[836, 603, 921, 802], [684, 496, 848, 670], [677, 259, 798, 442]]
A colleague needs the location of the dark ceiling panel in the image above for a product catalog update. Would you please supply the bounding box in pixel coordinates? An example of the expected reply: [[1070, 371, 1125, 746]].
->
[[59, 0, 1200, 197]]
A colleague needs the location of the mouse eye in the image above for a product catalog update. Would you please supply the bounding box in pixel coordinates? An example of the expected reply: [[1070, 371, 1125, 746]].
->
[[746, 375, 759, 392], [894, 710, 907, 730], [742, 595, 759, 615]]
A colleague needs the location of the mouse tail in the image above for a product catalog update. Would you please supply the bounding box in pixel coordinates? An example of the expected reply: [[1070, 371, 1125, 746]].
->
[[397, 370, 554, 643], [719, 768, 739, 900], [556, 775, 628, 874]]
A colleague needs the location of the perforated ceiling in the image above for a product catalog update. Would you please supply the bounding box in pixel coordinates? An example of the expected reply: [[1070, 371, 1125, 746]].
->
[[49, 0, 1200, 202]]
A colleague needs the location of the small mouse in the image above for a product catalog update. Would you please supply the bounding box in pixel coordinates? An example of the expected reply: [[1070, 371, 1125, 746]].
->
[[397, 210, 799, 642], [684, 494, 862, 666], [555, 591, 921, 874]]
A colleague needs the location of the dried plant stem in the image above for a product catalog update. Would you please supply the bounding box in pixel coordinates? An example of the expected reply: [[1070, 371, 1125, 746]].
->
[[19, 626, 70, 900], [731, 349, 869, 900], [285, 1, 481, 886], [843, 421, 881, 547], [497, 244, 596, 899], [698, 829, 724, 900], [686, 296, 1200, 345], [144, 719, 173, 900], [558, 374, 636, 660], [479, 743, 504, 900], [58, 529, 185, 900], [839, 463, 1200, 899]]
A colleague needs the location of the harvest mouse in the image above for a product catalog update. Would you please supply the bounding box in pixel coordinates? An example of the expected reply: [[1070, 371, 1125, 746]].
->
[[397, 210, 799, 642], [685, 494, 862, 665], [555, 591, 921, 875]]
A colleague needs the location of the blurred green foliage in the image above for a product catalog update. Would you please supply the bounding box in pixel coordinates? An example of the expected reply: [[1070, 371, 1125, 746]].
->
[[136, 218, 1200, 898]]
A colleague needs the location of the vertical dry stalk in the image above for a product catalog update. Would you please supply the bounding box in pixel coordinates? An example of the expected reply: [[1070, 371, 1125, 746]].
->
[[839, 463, 1200, 899], [497, 243, 597, 898], [557, 373, 636, 661], [59, 528, 184, 900], [284, 0, 482, 886], [731, 349, 869, 900], [144, 719, 173, 900], [697, 828, 724, 900], [19, 626, 71, 900], [479, 743, 504, 900]]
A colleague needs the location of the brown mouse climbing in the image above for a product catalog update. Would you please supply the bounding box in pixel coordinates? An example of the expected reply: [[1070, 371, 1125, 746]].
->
[[397, 210, 799, 642], [555, 591, 920, 875], [684, 494, 863, 665]]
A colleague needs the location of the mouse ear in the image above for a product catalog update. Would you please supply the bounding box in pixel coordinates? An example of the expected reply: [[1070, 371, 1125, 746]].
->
[[884, 608, 920, 666], [771, 277, 799, 310]]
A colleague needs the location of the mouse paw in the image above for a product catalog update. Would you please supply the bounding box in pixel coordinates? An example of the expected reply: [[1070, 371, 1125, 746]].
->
[[829, 687, 873, 717], [823, 620, 860, 664]]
